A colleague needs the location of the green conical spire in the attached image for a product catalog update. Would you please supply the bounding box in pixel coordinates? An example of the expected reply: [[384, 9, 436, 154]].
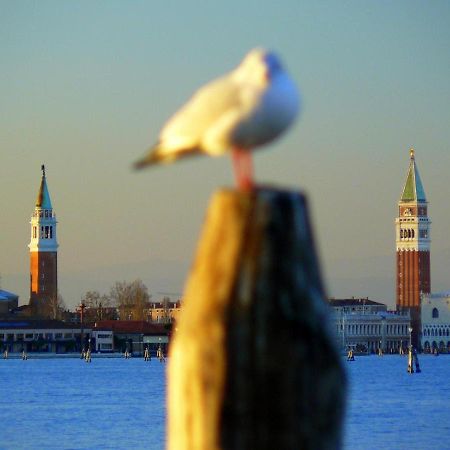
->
[[35, 164, 53, 209], [400, 149, 426, 203]]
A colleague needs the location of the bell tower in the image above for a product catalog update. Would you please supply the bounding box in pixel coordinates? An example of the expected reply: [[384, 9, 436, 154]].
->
[[29, 165, 59, 310], [395, 149, 430, 347]]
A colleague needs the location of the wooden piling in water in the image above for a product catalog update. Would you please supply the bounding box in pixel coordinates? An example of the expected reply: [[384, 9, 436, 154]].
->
[[167, 187, 346, 450]]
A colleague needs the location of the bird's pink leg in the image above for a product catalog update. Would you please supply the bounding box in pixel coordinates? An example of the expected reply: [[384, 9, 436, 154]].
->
[[231, 148, 254, 191]]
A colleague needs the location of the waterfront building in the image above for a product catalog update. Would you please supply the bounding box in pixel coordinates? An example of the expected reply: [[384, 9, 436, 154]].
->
[[91, 328, 114, 353], [395, 149, 431, 347], [94, 320, 169, 355], [0, 319, 90, 353], [329, 298, 411, 353], [28, 165, 59, 313], [421, 292, 450, 353]]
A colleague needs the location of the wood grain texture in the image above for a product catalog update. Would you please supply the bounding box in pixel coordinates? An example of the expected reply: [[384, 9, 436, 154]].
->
[[167, 188, 346, 450]]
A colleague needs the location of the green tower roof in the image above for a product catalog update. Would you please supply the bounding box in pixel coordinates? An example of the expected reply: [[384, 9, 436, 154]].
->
[[400, 149, 426, 203], [35, 164, 53, 209]]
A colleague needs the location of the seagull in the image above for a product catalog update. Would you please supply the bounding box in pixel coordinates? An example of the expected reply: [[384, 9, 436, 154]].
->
[[134, 48, 299, 191]]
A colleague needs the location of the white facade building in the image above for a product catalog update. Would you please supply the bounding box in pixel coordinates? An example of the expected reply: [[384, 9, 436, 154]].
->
[[421, 292, 450, 353], [92, 329, 114, 352], [329, 298, 411, 353]]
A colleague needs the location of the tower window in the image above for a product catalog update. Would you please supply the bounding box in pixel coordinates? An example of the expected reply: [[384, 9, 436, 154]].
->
[[432, 308, 439, 319], [50, 226, 53, 239], [33, 227, 37, 239], [45, 226, 49, 239]]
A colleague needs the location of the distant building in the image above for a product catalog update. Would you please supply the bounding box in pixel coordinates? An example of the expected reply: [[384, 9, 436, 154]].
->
[[91, 328, 114, 353], [0, 289, 19, 316], [329, 298, 411, 353], [94, 320, 169, 355], [421, 292, 450, 353], [28, 165, 59, 312], [146, 298, 182, 323], [395, 149, 431, 347], [329, 298, 386, 315], [0, 319, 90, 353]]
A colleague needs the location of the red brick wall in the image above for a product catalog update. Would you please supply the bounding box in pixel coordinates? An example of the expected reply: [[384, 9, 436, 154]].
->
[[396, 250, 430, 309], [30, 251, 58, 301]]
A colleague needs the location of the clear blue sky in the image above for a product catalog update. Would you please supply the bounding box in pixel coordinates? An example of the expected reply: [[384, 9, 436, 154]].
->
[[1, 1, 449, 309]]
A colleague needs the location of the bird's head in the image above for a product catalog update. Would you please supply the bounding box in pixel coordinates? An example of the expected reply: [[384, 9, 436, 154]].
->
[[234, 48, 284, 86]]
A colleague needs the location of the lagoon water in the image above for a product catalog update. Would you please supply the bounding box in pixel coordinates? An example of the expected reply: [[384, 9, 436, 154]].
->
[[344, 354, 450, 450], [0, 355, 449, 449], [0, 357, 166, 450]]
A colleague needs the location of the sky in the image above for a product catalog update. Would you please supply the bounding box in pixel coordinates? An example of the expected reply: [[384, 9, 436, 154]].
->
[[1, 1, 450, 310]]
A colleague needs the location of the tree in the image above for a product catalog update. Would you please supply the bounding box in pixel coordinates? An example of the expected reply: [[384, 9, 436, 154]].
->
[[37, 294, 66, 320], [82, 291, 103, 308], [54, 294, 66, 320], [110, 279, 151, 321], [80, 290, 113, 322]]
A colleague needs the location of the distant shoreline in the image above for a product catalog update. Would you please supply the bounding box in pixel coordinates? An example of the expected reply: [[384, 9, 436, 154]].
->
[[2, 352, 150, 359]]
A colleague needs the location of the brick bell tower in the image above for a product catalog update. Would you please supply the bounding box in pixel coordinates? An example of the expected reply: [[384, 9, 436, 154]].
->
[[29, 165, 59, 311], [395, 149, 430, 348]]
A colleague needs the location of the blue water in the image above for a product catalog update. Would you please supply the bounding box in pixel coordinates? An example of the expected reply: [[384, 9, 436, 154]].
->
[[344, 355, 450, 450], [0, 355, 448, 449], [0, 357, 166, 450]]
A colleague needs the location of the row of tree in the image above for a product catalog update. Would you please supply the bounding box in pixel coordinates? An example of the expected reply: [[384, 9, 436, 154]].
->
[[27, 279, 168, 322], [81, 279, 151, 321], [5, 266, 176, 324]]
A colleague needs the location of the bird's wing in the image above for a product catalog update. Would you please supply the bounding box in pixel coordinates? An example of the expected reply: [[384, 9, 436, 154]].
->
[[157, 74, 243, 153]]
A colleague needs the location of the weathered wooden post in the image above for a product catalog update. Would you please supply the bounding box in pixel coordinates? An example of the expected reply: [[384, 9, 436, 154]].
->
[[167, 187, 346, 450]]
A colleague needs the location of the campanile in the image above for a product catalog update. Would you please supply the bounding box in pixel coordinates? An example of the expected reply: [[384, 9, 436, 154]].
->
[[29, 165, 59, 308], [395, 149, 430, 346]]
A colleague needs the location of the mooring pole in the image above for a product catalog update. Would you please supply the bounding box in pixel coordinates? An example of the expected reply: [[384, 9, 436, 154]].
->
[[167, 188, 346, 450], [78, 302, 86, 358]]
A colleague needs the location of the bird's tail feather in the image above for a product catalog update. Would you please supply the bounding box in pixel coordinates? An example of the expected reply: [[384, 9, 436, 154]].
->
[[133, 145, 201, 170]]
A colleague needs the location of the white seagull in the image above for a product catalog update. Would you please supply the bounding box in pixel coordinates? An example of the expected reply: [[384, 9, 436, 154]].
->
[[134, 48, 299, 190]]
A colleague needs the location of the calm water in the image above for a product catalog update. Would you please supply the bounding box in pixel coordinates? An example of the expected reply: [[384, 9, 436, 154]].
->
[[344, 354, 450, 450], [0, 355, 449, 449], [0, 357, 166, 450]]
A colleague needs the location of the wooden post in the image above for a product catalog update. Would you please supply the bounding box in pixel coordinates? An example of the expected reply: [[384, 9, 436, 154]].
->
[[167, 187, 346, 450]]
